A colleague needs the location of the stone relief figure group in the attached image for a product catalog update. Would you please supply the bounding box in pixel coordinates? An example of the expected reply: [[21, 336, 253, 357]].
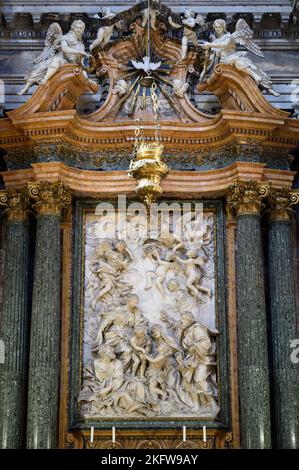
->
[[78, 215, 220, 419], [20, 0, 279, 98]]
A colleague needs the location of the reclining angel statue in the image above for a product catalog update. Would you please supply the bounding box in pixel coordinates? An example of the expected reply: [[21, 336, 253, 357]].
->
[[18, 20, 89, 95], [199, 18, 279, 96]]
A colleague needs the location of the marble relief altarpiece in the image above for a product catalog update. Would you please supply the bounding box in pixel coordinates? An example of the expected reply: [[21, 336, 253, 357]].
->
[[78, 206, 220, 420]]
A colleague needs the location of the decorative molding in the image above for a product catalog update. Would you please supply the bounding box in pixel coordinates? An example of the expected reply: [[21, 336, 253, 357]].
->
[[1, 162, 295, 198], [64, 429, 233, 450]]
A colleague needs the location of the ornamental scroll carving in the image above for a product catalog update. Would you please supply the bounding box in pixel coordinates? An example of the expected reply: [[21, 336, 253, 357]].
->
[[78, 210, 220, 420]]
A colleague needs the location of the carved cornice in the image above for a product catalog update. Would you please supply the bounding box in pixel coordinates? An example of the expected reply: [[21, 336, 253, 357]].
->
[[0, 188, 30, 221], [1, 162, 294, 199], [268, 187, 299, 221], [28, 181, 72, 216], [227, 180, 270, 216], [1, 112, 299, 156]]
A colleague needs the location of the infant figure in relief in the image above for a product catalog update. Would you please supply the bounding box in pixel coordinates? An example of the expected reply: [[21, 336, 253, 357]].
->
[[130, 324, 151, 378]]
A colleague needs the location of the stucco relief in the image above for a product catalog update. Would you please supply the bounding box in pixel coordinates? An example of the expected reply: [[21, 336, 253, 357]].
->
[[78, 209, 219, 419]]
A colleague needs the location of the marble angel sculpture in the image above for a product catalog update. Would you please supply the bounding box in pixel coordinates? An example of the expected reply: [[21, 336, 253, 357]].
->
[[199, 18, 279, 96], [90, 8, 120, 51], [168, 9, 205, 60], [18, 20, 88, 95], [175, 249, 212, 299]]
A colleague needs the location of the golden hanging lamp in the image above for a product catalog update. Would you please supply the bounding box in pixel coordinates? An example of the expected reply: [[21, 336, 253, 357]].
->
[[128, 82, 169, 207]]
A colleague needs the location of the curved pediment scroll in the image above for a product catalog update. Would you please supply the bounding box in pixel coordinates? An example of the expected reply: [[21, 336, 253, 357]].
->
[[198, 64, 288, 117], [9, 64, 98, 118]]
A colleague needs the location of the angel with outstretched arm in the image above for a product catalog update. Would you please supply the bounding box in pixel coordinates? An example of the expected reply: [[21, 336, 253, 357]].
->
[[199, 18, 279, 96], [168, 9, 205, 60]]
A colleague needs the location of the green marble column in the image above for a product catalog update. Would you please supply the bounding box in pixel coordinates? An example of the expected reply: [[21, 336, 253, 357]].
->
[[227, 181, 272, 449], [0, 189, 31, 448], [26, 181, 71, 449], [268, 189, 299, 449]]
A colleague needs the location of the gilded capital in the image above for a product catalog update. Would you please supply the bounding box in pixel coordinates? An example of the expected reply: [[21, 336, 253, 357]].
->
[[0, 188, 30, 221], [268, 188, 299, 221], [227, 180, 270, 216], [28, 181, 72, 217]]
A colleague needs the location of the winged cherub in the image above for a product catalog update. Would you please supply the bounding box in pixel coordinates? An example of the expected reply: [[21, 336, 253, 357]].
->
[[199, 18, 279, 96], [168, 9, 205, 60], [18, 20, 88, 95]]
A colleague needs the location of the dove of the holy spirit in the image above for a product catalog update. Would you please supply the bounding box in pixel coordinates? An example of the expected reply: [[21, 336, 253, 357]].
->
[[131, 56, 161, 74]]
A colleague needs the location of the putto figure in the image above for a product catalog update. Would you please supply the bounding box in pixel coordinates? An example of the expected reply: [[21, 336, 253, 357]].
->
[[90, 8, 118, 51], [199, 18, 279, 96], [140, 0, 161, 31], [168, 9, 205, 60], [18, 20, 88, 95]]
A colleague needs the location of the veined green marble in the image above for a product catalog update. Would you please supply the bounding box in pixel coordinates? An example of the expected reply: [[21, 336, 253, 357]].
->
[[26, 215, 61, 449], [268, 219, 299, 449], [0, 220, 30, 449], [235, 214, 272, 449]]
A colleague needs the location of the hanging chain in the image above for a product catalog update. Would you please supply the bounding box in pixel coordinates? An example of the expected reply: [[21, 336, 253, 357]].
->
[[133, 118, 144, 155], [151, 82, 161, 143]]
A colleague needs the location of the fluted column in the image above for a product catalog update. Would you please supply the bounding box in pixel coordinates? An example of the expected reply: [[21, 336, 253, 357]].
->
[[267, 188, 299, 449], [227, 180, 272, 449], [0, 189, 31, 448], [26, 182, 71, 449]]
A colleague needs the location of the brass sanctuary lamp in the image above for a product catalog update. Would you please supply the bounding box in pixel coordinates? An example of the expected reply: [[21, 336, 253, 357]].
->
[[128, 2, 169, 207], [128, 83, 169, 207]]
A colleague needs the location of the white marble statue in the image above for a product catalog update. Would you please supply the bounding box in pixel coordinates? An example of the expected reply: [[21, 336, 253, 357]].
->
[[90, 8, 117, 51], [18, 20, 88, 95], [168, 9, 205, 60], [175, 249, 212, 298], [199, 18, 280, 96]]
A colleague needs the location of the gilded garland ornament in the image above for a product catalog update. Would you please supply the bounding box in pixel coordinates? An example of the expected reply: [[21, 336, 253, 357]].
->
[[0, 188, 30, 221], [226, 180, 270, 216], [28, 181, 72, 216]]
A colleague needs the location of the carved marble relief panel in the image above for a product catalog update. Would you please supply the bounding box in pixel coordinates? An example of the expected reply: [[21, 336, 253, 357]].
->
[[77, 203, 220, 421]]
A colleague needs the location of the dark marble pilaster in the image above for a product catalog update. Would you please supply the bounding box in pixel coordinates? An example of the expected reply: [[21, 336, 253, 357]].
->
[[227, 181, 272, 449], [0, 189, 31, 448], [26, 182, 71, 449], [268, 189, 299, 449]]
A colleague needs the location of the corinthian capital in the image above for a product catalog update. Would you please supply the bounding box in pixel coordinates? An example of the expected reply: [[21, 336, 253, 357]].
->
[[227, 180, 270, 216], [28, 181, 72, 216], [268, 188, 299, 221], [0, 188, 30, 221]]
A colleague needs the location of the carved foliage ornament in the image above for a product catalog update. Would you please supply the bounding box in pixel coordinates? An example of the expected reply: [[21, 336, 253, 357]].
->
[[28, 181, 72, 216], [0, 188, 30, 221], [268, 188, 299, 221], [227, 180, 270, 216]]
